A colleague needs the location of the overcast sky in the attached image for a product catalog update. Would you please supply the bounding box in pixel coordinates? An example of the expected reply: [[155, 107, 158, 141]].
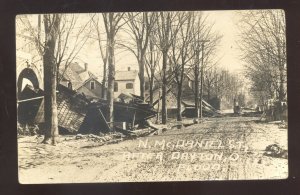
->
[[74, 10, 244, 79], [17, 11, 245, 79], [207, 11, 242, 72]]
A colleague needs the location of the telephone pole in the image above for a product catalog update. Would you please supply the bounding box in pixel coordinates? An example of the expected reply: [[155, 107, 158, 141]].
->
[[199, 40, 209, 119]]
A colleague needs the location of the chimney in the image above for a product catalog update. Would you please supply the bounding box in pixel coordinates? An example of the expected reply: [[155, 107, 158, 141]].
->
[[84, 63, 88, 71], [128, 67, 131, 71]]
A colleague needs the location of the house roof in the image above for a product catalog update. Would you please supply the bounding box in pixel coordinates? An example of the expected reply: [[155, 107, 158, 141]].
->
[[115, 70, 138, 81], [76, 76, 102, 91], [59, 62, 99, 90]]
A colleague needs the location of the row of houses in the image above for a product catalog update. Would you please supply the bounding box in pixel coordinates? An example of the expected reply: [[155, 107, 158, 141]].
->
[[58, 62, 223, 117], [59, 63, 141, 100]]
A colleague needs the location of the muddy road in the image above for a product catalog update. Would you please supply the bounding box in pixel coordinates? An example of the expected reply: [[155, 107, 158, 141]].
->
[[18, 116, 288, 183]]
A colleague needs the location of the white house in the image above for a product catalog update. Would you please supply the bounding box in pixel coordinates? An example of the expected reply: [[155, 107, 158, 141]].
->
[[114, 67, 140, 97]]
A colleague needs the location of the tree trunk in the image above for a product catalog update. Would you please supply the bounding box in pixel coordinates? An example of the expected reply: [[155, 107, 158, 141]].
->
[[199, 45, 204, 119], [156, 89, 161, 123], [207, 84, 211, 102], [194, 59, 200, 118], [177, 83, 182, 121], [102, 62, 107, 100], [161, 51, 168, 124], [42, 14, 60, 145], [139, 56, 145, 99], [149, 43, 155, 105], [278, 49, 285, 102], [106, 33, 115, 130], [149, 76, 154, 105]]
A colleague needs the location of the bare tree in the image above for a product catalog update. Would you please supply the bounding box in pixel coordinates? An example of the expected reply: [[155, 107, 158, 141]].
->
[[190, 13, 210, 119], [169, 12, 195, 122], [237, 10, 286, 107], [56, 14, 93, 83], [155, 11, 187, 124], [17, 14, 93, 144], [145, 34, 162, 105], [91, 15, 108, 99], [120, 12, 157, 99], [42, 14, 61, 145], [18, 14, 93, 83], [203, 67, 218, 101], [102, 12, 127, 128], [189, 12, 222, 118]]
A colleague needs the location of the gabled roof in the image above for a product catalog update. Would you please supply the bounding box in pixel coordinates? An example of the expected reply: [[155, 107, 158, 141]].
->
[[59, 62, 99, 90], [76, 76, 103, 91], [115, 70, 139, 81]]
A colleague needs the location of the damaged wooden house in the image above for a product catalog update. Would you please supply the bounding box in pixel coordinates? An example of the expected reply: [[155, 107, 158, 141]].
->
[[17, 64, 157, 136], [144, 68, 221, 119], [59, 62, 106, 100]]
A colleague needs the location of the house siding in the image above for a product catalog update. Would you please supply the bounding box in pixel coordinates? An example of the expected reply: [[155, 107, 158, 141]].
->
[[134, 74, 140, 96], [114, 75, 140, 97], [114, 80, 134, 97], [77, 79, 103, 98]]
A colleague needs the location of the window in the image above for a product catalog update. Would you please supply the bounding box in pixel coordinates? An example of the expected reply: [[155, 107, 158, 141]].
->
[[114, 82, 118, 92], [90, 81, 95, 90], [126, 83, 133, 89]]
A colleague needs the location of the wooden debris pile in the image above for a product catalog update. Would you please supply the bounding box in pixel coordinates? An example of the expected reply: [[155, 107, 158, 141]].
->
[[56, 85, 89, 134], [18, 84, 168, 144], [182, 99, 222, 118], [79, 93, 157, 135]]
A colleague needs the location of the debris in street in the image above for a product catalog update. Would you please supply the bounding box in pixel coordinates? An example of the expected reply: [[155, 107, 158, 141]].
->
[[79, 93, 157, 135], [264, 144, 288, 159], [278, 121, 288, 129], [181, 100, 222, 118]]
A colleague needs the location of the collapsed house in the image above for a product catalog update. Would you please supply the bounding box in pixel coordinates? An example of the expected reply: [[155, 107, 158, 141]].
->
[[18, 84, 90, 133], [79, 93, 156, 134], [18, 84, 157, 135]]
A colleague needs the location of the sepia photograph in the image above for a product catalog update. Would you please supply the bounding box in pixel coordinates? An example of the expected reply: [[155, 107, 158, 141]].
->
[[16, 10, 288, 183]]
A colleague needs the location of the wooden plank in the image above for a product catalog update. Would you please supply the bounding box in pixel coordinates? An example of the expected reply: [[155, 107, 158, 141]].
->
[[17, 96, 44, 103], [98, 108, 111, 131]]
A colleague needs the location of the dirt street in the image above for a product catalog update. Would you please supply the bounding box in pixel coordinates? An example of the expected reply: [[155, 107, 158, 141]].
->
[[18, 116, 288, 183]]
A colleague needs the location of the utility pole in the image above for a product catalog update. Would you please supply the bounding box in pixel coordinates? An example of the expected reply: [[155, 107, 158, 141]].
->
[[199, 40, 209, 119], [194, 47, 200, 119]]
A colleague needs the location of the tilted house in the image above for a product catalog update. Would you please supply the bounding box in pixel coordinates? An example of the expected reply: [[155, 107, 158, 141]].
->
[[145, 70, 187, 118], [114, 67, 140, 97], [59, 62, 105, 99], [145, 67, 220, 118]]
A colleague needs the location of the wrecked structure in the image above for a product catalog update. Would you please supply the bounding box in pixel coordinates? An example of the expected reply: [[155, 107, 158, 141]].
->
[[147, 80, 221, 119], [18, 84, 157, 135], [79, 93, 157, 134]]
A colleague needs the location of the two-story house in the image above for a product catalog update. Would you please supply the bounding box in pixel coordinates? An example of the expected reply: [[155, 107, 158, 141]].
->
[[114, 67, 140, 97]]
